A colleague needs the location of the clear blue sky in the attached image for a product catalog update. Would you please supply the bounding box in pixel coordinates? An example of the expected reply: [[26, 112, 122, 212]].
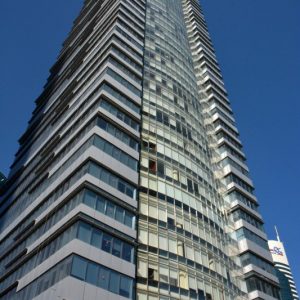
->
[[0, 0, 299, 288]]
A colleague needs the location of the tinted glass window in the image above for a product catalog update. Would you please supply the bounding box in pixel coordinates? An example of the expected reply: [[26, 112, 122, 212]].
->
[[78, 223, 91, 244], [125, 211, 133, 227], [109, 272, 120, 294], [115, 206, 124, 223], [112, 239, 122, 257], [71, 256, 87, 280], [120, 276, 132, 298], [83, 190, 96, 208], [96, 196, 106, 213], [122, 243, 133, 262], [98, 266, 109, 289], [91, 229, 102, 248], [86, 262, 98, 285], [106, 202, 115, 218], [102, 233, 112, 252]]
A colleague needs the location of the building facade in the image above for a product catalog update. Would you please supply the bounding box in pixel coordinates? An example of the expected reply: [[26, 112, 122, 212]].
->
[[181, 1, 280, 300], [269, 234, 299, 300], [0, 0, 279, 300]]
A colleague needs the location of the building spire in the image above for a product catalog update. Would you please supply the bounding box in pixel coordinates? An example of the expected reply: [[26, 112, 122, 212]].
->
[[275, 225, 281, 242]]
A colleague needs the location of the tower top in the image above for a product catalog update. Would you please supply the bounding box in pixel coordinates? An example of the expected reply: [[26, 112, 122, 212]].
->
[[275, 225, 281, 242]]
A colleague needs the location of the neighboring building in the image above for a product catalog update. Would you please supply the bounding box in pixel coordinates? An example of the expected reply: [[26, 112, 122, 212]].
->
[[269, 229, 299, 300], [0, 1, 279, 300]]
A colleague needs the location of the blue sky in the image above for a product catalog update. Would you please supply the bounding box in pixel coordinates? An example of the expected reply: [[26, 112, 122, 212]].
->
[[0, 0, 299, 289]]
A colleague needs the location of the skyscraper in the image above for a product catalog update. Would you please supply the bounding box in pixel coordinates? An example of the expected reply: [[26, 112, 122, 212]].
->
[[182, 2, 280, 300], [0, 1, 279, 300], [269, 229, 299, 300]]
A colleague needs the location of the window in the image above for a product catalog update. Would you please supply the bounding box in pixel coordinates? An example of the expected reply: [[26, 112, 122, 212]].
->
[[97, 117, 138, 151], [240, 253, 276, 275], [89, 163, 100, 177], [76, 222, 134, 263], [88, 161, 137, 199], [102, 234, 112, 252], [186, 245, 194, 260], [176, 120, 182, 133], [109, 272, 120, 293], [206, 293, 212, 300], [169, 238, 177, 253], [138, 260, 147, 277], [99, 100, 139, 131], [125, 211, 134, 228], [187, 178, 194, 193], [148, 204, 157, 218], [227, 269, 231, 284], [158, 207, 167, 222], [106, 202, 115, 218], [157, 161, 165, 175], [159, 266, 169, 283], [168, 217, 175, 226], [83, 190, 96, 207], [208, 253, 215, 270], [157, 111, 163, 122], [126, 186, 134, 198], [96, 196, 106, 213], [8, 256, 72, 300], [98, 267, 109, 290], [71, 256, 87, 280], [198, 290, 205, 300], [77, 223, 91, 244], [82, 189, 135, 228], [107, 68, 141, 96], [112, 239, 122, 257], [14, 254, 134, 300], [149, 160, 157, 173], [159, 235, 167, 250], [118, 181, 126, 194], [115, 206, 124, 223], [176, 221, 183, 229], [189, 276, 197, 291], [91, 230, 102, 248], [173, 169, 179, 181], [194, 182, 199, 195], [179, 270, 188, 289], [148, 267, 158, 281], [122, 243, 133, 262], [149, 232, 158, 248], [86, 262, 98, 285], [156, 85, 161, 96], [236, 227, 268, 249], [177, 240, 185, 257], [93, 135, 138, 170], [170, 269, 178, 286], [142, 140, 156, 152], [149, 142, 156, 152], [138, 229, 148, 244], [101, 82, 140, 114], [120, 276, 132, 298]]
